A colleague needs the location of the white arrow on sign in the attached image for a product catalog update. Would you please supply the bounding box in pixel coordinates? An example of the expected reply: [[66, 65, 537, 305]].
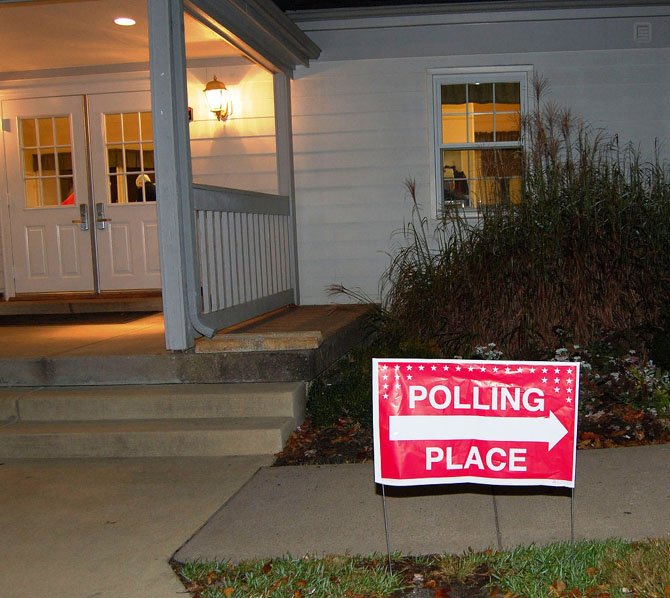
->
[[389, 411, 569, 451]]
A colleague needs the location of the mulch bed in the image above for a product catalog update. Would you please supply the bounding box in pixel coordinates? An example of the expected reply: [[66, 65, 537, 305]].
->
[[273, 408, 670, 467], [273, 417, 373, 466]]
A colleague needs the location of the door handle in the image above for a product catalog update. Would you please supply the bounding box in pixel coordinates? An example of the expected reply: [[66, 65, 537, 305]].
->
[[71, 204, 89, 231], [95, 202, 112, 230]]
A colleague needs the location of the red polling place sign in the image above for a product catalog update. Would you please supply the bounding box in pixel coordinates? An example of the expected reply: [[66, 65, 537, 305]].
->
[[373, 359, 580, 488]]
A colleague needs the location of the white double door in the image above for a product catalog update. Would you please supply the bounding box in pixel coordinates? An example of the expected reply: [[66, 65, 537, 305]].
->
[[3, 91, 160, 294]]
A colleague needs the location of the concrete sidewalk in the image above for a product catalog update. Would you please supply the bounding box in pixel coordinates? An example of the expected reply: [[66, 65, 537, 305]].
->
[[0, 456, 272, 598], [174, 444, 670, 563], [0, 446, 666, 597]]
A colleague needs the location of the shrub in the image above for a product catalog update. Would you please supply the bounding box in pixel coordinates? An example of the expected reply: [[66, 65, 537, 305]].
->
[[314, 77, 670, 428], [306, 336, 440, 428], [374, 78, 670, 359]]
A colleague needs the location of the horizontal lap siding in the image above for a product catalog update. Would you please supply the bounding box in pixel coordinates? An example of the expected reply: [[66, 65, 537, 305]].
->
[[293, 61, 430, 305], [187, 63, 278, 195], [292, 26, 670, 304], [523, 51, 670, 154]]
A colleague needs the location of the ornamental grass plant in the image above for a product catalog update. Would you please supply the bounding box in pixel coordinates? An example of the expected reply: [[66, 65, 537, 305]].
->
[[373, 77, 670, 360]]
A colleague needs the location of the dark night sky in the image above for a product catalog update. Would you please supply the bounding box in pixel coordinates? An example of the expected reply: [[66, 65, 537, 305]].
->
[[274, 0, 508, 10]]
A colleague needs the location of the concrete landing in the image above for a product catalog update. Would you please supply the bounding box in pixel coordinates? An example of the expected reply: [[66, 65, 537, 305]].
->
[[173, 444, 670, 563], [0, 305, 372, 385]]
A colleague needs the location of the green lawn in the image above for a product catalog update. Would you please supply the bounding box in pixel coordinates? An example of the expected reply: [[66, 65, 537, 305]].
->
[[174, 537, 669, 597]]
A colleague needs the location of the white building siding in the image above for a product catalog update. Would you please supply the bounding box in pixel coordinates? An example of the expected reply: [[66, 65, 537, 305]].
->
[[291, 7, 670, 305], [187, 62, 278, 195]]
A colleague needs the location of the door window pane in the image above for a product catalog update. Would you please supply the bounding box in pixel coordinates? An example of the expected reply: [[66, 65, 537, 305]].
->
[[40, 151, 56, 174], [22, 149, 38, 176], [24, 179, 40, 208], [21, 119, 37, 147], [18, 116, 73, 208], [140, 112, 153, 142], [103, 111, 156, 203], [54, 117, 71, 146], [38, 118, 54, 146], [61, 176, 75, 205], [122, 113, 141, 141], [41, 178, 59, 206], [105, 114, 122, 143]]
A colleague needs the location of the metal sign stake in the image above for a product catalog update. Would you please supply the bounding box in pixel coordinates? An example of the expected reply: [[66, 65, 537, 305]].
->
[[381, 483, 393, 575], [570, 487, 575, 545]]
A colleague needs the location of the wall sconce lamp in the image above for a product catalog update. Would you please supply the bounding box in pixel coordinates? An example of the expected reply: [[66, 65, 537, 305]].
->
[[204, 75, 232, 121]]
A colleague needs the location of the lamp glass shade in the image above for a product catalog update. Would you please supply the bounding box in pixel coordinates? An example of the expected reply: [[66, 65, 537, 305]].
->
[[204, 76, 231, 120]]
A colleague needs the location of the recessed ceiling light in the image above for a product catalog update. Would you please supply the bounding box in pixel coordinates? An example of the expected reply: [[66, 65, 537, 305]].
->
[[114, 17, 136, 26]]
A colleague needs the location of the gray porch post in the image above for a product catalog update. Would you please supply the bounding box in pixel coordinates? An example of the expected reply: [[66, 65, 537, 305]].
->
[[148, 0, 196, 350], [274, 71, 300, 305]]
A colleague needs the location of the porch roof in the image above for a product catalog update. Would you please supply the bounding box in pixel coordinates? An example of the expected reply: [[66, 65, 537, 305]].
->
[[187, 0, 321, 74]]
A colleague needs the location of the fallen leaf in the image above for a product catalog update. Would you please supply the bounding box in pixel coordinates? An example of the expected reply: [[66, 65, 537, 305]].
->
[[585, 586, 610, 597], [269, 576, 289, 591], [223, 588, 235, 598], [549, 580, 567, 596]]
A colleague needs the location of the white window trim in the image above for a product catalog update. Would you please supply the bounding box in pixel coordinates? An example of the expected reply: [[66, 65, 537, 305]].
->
[[427, 65, 533, 217]]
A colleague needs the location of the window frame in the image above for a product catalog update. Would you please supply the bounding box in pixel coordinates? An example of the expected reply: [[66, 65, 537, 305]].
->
[[428, 66, 532, 216]]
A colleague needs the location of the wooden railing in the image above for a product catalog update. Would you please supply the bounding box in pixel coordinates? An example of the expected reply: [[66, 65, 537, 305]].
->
[[192, 184, 295, 333]]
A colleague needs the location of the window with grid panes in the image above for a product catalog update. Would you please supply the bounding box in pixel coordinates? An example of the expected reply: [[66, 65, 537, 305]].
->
[[433, 71, 528, 211]]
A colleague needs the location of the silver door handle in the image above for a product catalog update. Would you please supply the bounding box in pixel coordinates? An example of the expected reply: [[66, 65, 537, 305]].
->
[[95, 202, 112, 230], [71, 204, 89, 231]]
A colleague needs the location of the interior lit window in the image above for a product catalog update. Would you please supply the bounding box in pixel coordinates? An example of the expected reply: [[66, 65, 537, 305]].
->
[[433, 71, 529, 211], [103, 111, 156, 203], [18, 116, 74, 207]]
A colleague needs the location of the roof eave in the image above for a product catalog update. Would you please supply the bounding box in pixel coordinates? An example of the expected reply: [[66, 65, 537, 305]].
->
[[285, 0, 670, 22], [187, 0, 321, 73]]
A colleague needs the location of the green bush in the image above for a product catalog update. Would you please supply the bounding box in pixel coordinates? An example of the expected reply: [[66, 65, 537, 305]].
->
[[306, 336, 440, 428]]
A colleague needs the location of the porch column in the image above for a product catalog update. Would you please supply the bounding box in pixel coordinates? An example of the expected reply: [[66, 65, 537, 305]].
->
[[148, 0, 196, 350], [274, 71, 300, 305]]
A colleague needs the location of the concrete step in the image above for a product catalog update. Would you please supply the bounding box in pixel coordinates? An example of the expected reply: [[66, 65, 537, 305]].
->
[[0, 417, 295, 458], [0, 382, 306, 458], [0, 383, 305, 421]]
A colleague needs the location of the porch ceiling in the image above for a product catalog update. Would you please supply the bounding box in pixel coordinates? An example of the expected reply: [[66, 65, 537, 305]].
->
[[0, 0, 242, 79]]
